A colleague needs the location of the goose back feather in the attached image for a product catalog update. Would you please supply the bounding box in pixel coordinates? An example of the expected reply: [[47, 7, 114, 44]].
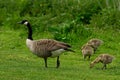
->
[[27, 39, 71, 58]]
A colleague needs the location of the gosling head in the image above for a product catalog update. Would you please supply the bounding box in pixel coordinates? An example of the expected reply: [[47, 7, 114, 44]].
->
[[89, 62, 94, 68]]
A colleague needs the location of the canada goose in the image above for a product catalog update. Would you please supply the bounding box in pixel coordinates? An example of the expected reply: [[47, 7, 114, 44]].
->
[[90, 54, 114, 69], [81, 44, 94, 60], [18, 20, 74, 68]]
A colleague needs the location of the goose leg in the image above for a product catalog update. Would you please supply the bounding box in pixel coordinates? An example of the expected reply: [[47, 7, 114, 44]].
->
[[44, 58, 48, 68], [56, 56, 60, 68]]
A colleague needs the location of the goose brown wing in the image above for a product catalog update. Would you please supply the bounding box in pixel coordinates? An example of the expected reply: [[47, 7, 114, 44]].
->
[[35, 39, 72, 52], [47, 40, 75, 52], [57, 42, 71, 48]]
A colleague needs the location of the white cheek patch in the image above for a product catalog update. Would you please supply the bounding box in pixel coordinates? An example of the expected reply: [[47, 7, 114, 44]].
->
[[51, 49, 65, 58], [24, 21, 28, 25]]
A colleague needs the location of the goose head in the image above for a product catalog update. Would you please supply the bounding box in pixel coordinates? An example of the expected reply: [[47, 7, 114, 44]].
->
[[18, 20, 29, 26]]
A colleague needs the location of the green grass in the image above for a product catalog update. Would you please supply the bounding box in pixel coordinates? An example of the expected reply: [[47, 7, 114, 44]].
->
[[0, 0, 120, 80], [0, 28, 120, 80]]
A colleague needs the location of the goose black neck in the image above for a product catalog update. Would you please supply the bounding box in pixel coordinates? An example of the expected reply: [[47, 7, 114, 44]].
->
[[26, 23, 33, 40]]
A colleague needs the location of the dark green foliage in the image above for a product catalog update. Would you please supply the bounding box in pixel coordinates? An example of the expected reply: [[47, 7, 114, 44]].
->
[[90, 8, 120, 29], [48, 21, 92, 43], [0, 0, 120, 42], [75, 0, 102, 24]]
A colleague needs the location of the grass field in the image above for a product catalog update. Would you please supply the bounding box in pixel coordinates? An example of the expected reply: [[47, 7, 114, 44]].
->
[[0, 28, 120, 80], [0, 0, 120, 80]]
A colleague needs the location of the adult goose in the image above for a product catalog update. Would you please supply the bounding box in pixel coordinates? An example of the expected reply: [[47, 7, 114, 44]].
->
[[18, 20, 74, 68]]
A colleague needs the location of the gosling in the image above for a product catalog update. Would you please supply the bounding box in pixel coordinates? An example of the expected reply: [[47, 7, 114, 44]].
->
[[90, 54, 114, 69], [87, 38, 103, 53], [81, 44, 94, 60]]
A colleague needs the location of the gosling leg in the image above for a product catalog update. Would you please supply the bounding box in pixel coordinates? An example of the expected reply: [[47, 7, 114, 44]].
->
[[102, 64, 107, 70]]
